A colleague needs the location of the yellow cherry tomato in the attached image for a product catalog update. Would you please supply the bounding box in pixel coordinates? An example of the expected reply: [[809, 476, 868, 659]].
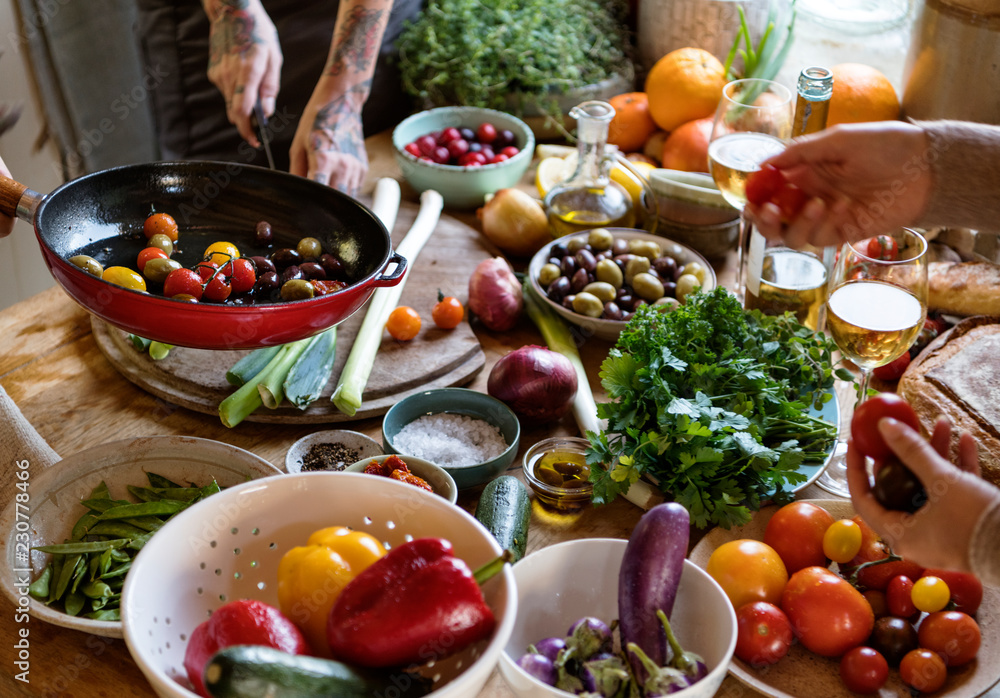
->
[[203, 241, 241, 266], [912, 576, 951, 613], [102, 266, 147, 292], [822, 518, 863, 564]]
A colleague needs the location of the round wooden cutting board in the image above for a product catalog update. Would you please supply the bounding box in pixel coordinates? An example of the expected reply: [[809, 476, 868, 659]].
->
[[93, 200, 492, 423]]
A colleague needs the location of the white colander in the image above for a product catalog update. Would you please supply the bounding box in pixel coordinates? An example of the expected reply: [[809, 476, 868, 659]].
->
[[121, 471, 516, 697]]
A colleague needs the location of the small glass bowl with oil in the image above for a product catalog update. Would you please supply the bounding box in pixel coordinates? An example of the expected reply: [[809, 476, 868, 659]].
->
[[523, 436, 594, 510]]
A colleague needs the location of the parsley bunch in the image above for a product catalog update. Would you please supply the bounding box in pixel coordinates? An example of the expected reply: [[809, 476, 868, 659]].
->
[[396, 0, 633, 120], [587, 288, 847, 529]]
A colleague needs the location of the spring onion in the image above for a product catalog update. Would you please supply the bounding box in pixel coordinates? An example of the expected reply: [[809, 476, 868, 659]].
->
[[219, 338, 310, 426], [226, 346, 282, 387], [284, 327, 337, 409], [331, 186, 443, 415], [258, 338, 313, 409], [522, 281, 662, 510]]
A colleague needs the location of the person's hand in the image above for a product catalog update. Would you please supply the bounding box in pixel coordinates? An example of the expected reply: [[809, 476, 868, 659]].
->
[[745, 121, 935, 249], [847, 416, 996, 573], [203, 0, 283, 147], [288, 89, 368, 196], [0, 153, 15, 239]]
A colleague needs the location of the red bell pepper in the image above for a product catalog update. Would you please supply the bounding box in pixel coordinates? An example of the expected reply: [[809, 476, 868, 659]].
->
[[326, 537, 505, 668]]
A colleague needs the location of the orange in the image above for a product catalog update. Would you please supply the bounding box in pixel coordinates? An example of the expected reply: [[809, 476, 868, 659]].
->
[[827, 63, 900, 126], [607, 92, 658, 153], [660, 117, 714, 173], [645, 48, 727, 132]]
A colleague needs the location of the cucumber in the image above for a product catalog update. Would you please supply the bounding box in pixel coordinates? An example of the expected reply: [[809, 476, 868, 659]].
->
[[203, 645, 430, 698], [474, 475, 531, 562]]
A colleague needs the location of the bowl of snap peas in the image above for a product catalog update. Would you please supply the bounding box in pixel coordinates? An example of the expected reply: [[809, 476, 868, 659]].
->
[[0, 435, 280, 637]]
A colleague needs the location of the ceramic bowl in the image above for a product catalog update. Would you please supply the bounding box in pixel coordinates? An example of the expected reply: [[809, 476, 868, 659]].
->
[[345, 453, 459, 504], [392, 106, 535, 209], [121, 472, 516, 698], [284, 429, 383, 473], [528, 228, 718, 342], [498, 538, 737, 698], [382, 387, 521, 489]]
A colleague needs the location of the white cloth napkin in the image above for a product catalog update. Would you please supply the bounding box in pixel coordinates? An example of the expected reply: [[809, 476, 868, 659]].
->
[[0, 384, 60, 472]]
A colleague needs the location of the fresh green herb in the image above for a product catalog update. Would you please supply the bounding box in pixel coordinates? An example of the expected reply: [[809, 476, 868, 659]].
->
[[587, 288, 848, 529], [723, 1, 797, 83], [397, 0, 633, 127]]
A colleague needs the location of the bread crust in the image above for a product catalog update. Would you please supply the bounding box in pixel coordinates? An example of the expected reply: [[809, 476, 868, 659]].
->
[[928, 261, 1000, 316], [898, 316, 1000, 486]]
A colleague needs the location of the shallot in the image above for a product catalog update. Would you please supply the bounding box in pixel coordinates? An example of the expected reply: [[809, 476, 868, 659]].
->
[[487, 345, 577, 422], [468, 257, 523, 331]]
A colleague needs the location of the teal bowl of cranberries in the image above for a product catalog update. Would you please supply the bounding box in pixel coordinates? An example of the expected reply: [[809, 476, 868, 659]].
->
[[393, 106, 535, 209]]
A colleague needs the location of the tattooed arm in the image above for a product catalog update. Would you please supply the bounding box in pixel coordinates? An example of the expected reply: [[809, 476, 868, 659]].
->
[[289, 0, 393, 195], [202, 0, 282, 148]]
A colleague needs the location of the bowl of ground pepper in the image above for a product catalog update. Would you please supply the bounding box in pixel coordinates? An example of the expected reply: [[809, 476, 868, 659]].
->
[[285, 430, 384, 473]]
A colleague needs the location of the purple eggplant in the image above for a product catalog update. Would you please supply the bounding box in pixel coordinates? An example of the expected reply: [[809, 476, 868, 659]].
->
[[580, 652, 631, 697], [618, 502, 690, 671], [517, 653, 558, 686], [529, 636, 567, 662], [565, 616, 613, 660]]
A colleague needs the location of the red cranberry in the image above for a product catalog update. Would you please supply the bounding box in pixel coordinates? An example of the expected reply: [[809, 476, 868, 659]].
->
[[437, 127, 461, 145], [433, 146, 451, 164], [416, 135, 437, 157], [500, 145, 520, 158], [404, 142, 421, 158], [494, 129, 516, 149], [447, 138, 470, 160], [476, 122, 497, 144], [489, 153, 509, 164]]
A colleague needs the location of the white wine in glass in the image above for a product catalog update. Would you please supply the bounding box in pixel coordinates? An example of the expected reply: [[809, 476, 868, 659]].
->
[[817, 228, 928, 498], [708, 79, 793, 301]]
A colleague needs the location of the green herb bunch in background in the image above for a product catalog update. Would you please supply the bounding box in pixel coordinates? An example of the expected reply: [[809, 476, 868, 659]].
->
[[397, 0, 633, 122]]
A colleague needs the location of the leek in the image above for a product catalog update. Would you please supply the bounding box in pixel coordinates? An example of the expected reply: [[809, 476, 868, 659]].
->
[[226, 346, 282, 387], [219, 338, 309, 427], [284, 327, 337, 409], [258, 338, 313, 409], [522, 281, 662, 510], [331, 186, 443, 415], [149, 342, 173, 360]]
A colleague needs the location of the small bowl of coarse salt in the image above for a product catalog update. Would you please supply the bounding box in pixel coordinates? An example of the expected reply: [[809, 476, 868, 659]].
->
[[382, 388, 521, 489], [285, 429, 384, 474]]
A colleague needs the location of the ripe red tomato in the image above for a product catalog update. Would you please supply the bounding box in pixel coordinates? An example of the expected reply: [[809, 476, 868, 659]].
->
[[872, 351, 911, 381], [144, 212, 178, 242], [773, 183, 808, 222], [899, 649, 947, 693], [734, 601, 793, 667], [922, 568, 983, 615], [763, 501, 834, 573], [886, 575, 918, 620], [136, 246, 168, 272], [918, 611, 981, 667], [196, 261, 220, 282], [843, 518, 925, 591], [839, 646, 889, 694], [850, 393, 921, 462], [203, 274, 232, 302], [781, 566, 874, 657], [227, 258, 257, 294], [162, 268, 204, 301], [386, 306, 421, 341], [865, 234, 899, 261], [861, 589, 889, 619], [431, 294, 464, 329], [745, 164, 785, 207]]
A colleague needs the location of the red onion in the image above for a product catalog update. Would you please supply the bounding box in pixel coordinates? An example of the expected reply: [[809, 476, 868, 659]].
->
[[487, 345, 578, 421], [468, 257, 523, 331]]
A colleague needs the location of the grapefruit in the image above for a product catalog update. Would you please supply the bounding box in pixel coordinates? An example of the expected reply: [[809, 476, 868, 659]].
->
[[645, 48, 727, 132], [828, 63, 900, 126]]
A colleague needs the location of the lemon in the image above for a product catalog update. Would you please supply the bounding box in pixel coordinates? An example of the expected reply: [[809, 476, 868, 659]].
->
[[611, 161, 655, 207], [534, 144, 576, 160], [535, 154, 578, 198]]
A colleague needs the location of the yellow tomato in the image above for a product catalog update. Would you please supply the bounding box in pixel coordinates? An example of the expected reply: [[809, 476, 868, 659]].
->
[[203, 241, 241, 266], [102, 266, 147, 292], [707, 538, 789, 609], [822, 518, 863, 564]]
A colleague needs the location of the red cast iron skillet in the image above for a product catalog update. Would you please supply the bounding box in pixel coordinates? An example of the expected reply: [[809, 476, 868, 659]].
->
[[0, 161, 404, 349]]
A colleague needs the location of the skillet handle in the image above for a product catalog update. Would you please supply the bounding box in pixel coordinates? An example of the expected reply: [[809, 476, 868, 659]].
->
[[371, 252, 408, 287], [0, 174, 41, 222]]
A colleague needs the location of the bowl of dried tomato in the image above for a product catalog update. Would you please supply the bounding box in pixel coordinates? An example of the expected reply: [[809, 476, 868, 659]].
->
[[346, 453, 459, 504]]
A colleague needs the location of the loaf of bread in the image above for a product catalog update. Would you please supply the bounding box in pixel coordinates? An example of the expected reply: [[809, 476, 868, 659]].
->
[[928, 261, 1000, 316], [898, 316, 1000, 486]]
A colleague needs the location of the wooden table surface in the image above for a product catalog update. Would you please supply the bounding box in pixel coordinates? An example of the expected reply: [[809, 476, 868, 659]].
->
[[0, 132, 850, 698]]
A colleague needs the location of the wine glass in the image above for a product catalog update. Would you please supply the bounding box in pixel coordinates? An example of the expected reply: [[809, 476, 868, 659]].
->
[[708, 79, 793, 301], [816, 227, 929, 497]]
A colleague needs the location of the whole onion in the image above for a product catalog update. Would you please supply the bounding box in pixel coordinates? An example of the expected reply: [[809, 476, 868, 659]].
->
[[487, 345, 577, 421], [476, 188, 550, 258], [468, 257, 523, 331]]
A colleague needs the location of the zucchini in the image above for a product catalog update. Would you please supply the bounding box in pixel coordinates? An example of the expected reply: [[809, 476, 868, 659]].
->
[[203, 645, 430, 698], [474, 475, 531, 562]]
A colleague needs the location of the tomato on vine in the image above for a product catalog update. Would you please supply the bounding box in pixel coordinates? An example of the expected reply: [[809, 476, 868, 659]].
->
[[432, 291, 464, 329], [144, 211, 178, 242], [866, 234, 899, 261], [386, 306, 421, 341], [227, 258, 257, 294]]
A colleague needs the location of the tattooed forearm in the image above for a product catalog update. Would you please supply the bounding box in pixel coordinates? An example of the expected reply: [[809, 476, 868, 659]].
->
[[309, 80, 372, 159], [325, 7, 385, 77], [205, 0, 267, 68]]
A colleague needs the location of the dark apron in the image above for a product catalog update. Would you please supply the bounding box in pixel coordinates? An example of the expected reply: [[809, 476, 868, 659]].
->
[[136, 0, 422, 170]]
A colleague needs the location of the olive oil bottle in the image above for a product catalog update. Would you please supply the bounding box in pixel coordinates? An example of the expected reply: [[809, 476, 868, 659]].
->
[[544, 101, 635, 237]]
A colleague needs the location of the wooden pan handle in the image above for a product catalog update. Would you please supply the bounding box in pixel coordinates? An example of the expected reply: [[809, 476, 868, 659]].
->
[[0, 173, 31, 221]]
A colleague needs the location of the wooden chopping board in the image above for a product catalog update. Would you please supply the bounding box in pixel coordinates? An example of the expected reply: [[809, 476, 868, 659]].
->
[[93, 199, 493, 423]]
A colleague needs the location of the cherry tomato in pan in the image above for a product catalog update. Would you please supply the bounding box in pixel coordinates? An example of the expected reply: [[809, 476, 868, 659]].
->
[[203, 274, 232, 302], [103, 266, 147, 292], [432, 292, 464, 329], [137, 246, 168, 272], [163, 268, 204, 301], [204, 241, 241, 266], [850, 393, 921, 462], [386, 306, 421, 341], [144, 212, 178, 242], [866, 234, 899, 261], [227, 258, 257, 295]]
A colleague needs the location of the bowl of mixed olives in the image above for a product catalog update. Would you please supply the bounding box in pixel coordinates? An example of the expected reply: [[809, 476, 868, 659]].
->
[[528, 228, 716, 342]]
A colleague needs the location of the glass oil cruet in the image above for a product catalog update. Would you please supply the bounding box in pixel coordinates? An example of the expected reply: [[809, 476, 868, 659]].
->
[[544, 100, 637, 237]]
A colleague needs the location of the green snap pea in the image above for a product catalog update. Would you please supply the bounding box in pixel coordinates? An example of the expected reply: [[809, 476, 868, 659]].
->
[[84, 608, 120, 621], [96, 501, 188, 519], [33, 539, 131, 555], [28, 566, 51, 600], [80, 580, 113, 600], [146, 472, 183, 488], [64, 591, 86, 617]]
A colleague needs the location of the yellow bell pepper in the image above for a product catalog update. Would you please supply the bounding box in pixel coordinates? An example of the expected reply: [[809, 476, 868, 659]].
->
[[277, 526, 386, 655]]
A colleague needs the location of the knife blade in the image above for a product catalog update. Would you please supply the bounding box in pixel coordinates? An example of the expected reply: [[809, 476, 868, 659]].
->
[[252, 99, 276, 171]]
